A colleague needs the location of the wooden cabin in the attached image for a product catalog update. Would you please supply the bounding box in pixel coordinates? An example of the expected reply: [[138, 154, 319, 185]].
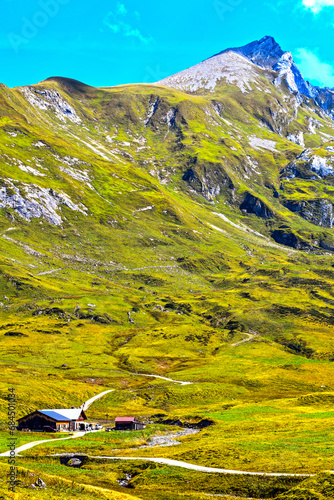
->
[[115, 417, 145, 431], [17, 408, 87, 432]]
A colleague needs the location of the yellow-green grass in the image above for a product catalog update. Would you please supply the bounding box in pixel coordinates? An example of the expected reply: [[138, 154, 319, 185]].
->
[[6, 457, 304, 499], [0, 430, 69, 454], [24, 400, 334, 475], [0, 462, 140, 499], [1, 71, 334, 499]]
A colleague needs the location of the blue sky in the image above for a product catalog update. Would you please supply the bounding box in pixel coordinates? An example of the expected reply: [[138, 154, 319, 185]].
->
[[2, 0, 334, 88]]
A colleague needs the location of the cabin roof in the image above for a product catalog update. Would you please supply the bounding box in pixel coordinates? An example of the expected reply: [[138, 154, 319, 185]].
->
[[18, 408, 87, 422], [115, 417, 136, 422], [40, 409, 86, 421]]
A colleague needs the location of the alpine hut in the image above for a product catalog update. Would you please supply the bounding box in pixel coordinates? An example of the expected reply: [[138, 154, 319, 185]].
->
[[114, 417, 145, 431], [17, 408, 87, 432]]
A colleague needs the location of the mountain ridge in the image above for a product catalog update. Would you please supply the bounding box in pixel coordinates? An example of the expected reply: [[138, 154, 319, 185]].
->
[[157, 35, 334, 120]]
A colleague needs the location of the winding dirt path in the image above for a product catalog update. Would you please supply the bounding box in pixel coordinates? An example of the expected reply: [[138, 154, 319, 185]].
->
[[0, 432, 88, 457], [83, 389, 114, 410], [0, 389, 114, 457], [231, 332, 257, 347], [88, 456, 311, 478], [130, 373, 192, 386]]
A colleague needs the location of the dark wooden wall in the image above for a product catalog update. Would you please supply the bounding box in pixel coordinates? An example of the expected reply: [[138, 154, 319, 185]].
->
[[18, 413, 57, 430]]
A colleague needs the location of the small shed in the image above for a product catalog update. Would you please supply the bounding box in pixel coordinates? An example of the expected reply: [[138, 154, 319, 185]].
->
[[17, 408, 87, 432], [115, 417, 145, 431]]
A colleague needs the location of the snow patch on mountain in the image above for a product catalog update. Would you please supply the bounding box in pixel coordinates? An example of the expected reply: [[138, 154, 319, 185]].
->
[[133, 205, 154, 214], [213, 212, 267, 238], [10, 157, 46, 177], [33, 141, 47, 148]]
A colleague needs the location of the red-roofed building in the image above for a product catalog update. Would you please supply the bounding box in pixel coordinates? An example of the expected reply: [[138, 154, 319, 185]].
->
[[115, 417, 145, 431]]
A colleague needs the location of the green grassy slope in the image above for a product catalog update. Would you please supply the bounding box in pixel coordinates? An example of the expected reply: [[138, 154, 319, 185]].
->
[[1, 70, 334, 498]]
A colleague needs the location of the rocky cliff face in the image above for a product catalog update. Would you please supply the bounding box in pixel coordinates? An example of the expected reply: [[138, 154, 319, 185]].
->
[[283, 198, 333, 228], [281, 149, 334, 181], [279, 149, 334, 230], [218, 36, 316, 97], [240, 193, 273, 219], [220, 36, 334, 117]]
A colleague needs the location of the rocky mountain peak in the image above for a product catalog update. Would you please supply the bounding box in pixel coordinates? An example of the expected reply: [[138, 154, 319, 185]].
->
[[217, 36, 322, 102], [218, 35, 284, 69]]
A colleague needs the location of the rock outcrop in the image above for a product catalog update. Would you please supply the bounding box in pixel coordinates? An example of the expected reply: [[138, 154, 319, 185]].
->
[[281, 150, 334, 180], [20, 87, 81, 123], [283, 199, 334, 228], [240, 192, 273, 219], [182, 164, 234, 201], [0, 180, 87, 225], [271, 229, 309, 250]]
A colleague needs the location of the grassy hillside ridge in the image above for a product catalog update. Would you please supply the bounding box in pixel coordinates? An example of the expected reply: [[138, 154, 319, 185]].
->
[[0, 69, 334, 498]]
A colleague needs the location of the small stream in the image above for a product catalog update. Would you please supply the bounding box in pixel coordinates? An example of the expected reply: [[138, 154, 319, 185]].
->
[[111, 428, 199, 452], [139, 428, 199, 448]]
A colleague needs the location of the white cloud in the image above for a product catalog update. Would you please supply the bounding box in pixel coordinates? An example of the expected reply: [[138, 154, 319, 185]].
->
[[117, 3, 127, 16], [295, 48, 334, 87], [104, 3, 152, 44], [302, 0, 334, 14]]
